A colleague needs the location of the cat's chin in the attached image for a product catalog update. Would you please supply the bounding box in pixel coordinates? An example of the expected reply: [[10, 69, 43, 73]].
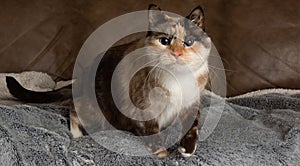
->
[[161, 61, 193, 74]]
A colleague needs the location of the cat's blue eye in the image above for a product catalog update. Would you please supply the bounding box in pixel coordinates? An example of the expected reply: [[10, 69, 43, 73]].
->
[[184, 39, 194, 47], [159, 37, 171, 46]]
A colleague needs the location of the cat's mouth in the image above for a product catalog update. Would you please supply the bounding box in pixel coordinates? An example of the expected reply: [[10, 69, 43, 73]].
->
[[160, 60, 191, 73], [175, 59, 186, 65], [169, 57, 187, 65]]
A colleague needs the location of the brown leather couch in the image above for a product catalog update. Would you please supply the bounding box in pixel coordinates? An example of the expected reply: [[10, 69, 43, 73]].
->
[[1, 0, 299, 96]]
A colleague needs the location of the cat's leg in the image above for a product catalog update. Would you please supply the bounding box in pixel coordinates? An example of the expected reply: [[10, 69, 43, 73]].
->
[[178, 109, 200, 157], [69, 105, 84, 138], [133, 120, 169, 158]]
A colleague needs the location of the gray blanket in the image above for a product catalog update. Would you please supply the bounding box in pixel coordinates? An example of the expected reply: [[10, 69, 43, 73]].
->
[[1, 89, 300, 166]]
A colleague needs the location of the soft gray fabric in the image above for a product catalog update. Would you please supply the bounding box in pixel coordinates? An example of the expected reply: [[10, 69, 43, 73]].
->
[[0, 90, 299, 165]]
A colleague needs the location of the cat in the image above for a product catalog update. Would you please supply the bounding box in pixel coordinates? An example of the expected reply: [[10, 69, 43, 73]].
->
[[6, 4, 211, 158]]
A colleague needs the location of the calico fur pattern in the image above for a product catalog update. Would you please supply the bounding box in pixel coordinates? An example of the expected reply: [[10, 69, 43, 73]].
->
[[6, 4, 211, 158]]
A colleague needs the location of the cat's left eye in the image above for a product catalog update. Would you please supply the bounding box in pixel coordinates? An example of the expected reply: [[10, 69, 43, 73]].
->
[[184, 39, 194, 47], [159, 37, 171, 46]]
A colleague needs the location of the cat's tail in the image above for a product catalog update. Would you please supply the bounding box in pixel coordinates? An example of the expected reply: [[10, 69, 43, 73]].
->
[[6, 76, 72, 103]]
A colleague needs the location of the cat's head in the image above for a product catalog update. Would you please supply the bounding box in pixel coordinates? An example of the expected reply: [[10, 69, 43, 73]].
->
[[145, 4, 211, 72]]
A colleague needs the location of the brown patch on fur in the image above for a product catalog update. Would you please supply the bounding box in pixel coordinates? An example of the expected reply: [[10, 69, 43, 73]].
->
[[133, 118, 160, 136], [197, 72, 209, 86], [180, 126, 198, 154], [129, 67, 170, 110], [129, 67, 152, 110]]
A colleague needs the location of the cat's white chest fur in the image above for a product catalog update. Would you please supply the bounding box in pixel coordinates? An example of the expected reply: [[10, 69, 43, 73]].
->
[[112, 46, 208, 130], [154, 66, 205, 129]]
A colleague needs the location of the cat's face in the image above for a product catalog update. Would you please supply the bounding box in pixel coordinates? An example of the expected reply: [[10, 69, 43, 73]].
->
[[145, 5, 211, 72]]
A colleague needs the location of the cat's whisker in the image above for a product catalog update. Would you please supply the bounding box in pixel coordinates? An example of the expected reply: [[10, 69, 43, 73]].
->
[[154, 66, 163, 85], [142, 62, 161, 98], [149, 62, 161, 82], [208, 65, 228, 72], [208, 65, 236, 73], [127, 48, 162, 70], [206, 66, 227, 90]]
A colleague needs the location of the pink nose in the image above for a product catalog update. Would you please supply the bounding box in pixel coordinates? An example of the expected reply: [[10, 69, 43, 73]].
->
[[172, 51, 182, 57]]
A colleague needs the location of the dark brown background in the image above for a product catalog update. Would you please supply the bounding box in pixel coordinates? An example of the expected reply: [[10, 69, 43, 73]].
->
[[1, 0, 299, 96]]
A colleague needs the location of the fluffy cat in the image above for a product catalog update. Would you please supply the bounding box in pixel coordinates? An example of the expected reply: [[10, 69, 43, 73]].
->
[[6, 4, 211, 158]]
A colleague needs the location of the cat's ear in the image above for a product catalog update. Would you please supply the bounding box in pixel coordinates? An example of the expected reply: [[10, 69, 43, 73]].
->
[[148, 4, 164, 25], [148, 4, 161, 11], [187, 6, 205, 29]]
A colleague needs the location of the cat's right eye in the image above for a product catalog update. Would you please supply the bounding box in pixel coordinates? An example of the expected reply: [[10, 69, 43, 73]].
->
[[159, 37, 171, 46]]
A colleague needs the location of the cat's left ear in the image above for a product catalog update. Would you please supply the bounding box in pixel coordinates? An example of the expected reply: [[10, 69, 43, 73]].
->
[[187, 6, 205, 29], [148, 4, 164, 25]]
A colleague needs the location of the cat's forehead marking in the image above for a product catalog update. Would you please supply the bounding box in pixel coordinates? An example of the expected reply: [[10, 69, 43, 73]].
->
[[172, 21, 186, 40], [162, 18, 186, 40], [148, 15, 208, 44]]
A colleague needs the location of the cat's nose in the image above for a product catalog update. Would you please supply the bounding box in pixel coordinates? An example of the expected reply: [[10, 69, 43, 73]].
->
[[171, 51, 182, 57]]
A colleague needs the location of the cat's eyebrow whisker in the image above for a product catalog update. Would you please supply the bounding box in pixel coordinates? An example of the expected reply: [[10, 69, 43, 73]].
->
[[207, 65, 228, 80]]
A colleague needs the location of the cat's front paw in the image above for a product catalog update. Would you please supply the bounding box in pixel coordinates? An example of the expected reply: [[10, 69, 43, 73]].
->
[[178, 126, 198, 157], [178, 145, 197, 158], [146, 144, 169, 158], [152, 146, 169, 158]]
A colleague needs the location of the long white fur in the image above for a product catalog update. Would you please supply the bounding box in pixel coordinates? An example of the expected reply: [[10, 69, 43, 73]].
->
[[112, 17, 211, 130], [113, 39, 210, 130]]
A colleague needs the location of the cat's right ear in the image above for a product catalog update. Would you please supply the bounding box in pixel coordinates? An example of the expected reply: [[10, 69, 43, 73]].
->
[[148, 4, 161, 11], [148, 4, 164, 26], [187, 6, 205, 30]]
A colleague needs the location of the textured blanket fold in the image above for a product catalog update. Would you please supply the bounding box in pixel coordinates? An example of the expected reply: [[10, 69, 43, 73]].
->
[[0, 72, 299, 165]]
